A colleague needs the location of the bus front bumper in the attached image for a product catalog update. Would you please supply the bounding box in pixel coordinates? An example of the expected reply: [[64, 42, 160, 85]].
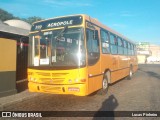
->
[[28, 82, 87, 96]]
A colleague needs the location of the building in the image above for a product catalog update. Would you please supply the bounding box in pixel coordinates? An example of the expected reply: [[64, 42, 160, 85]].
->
[[0, 20, 31, 97], [137, 42, 160, 63], [149, 44, 160, 58]]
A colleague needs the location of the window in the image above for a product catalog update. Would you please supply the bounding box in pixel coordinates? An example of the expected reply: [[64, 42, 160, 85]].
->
[[110, 34, 117, 54], [100, 30, 110, 54], [29, 28, 85, 67], [123, 40, 128, 55], [117, 37, 124, 55], [86, 29, 100, 65], [128, 42, 131, 55], [130, 43, 133, 55], [134, 45, 137, 55]]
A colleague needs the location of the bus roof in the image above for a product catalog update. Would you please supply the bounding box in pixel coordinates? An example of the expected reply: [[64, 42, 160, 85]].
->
[[31, 14, 135, 44], [83, 14, 135, 44]]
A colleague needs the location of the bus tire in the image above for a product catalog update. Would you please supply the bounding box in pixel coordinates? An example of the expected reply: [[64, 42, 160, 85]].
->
[[98, 72, 109, 95], [127, 66, 133, 80]]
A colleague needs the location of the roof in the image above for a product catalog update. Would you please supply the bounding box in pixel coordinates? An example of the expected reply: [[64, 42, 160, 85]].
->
[[31, 14, 135, 44], [0, 21, 30, 36], [4, 19, 31, 30]]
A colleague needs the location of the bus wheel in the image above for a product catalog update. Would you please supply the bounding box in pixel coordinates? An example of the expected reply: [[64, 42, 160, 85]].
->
[[98, 72, 109, 95], [127, 66, 133, 80]]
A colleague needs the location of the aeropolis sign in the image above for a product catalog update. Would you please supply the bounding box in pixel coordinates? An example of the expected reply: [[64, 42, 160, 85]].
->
[[47, 20, 73, 28], [31, 16, 83, 31]]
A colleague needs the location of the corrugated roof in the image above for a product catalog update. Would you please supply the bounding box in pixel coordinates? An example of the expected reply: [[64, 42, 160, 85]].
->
[[4, 19, 31, 30], [0, 22, 29, 36]]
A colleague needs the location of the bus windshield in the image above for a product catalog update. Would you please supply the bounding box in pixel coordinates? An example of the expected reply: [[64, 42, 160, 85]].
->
[[28, 27, 86, 68]]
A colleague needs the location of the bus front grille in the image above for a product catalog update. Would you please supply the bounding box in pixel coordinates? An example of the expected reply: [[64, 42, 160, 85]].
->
[[40, 78, 64, 84], [41, 86, 61, 92], [36, 72, 51, 76], [52, 73, 69, 77], [35, 72, 69, 84]]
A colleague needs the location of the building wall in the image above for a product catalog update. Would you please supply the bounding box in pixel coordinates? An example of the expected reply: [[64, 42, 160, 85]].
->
[[149, 45, 160, 58], [0, 38, 17, 97], [137, 43, 160, 63], [137, 55, 146, 64], [0, 21, 30, 97]]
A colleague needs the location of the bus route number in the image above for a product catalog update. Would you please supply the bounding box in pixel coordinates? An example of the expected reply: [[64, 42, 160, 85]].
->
[[35, 25, 42, 30]]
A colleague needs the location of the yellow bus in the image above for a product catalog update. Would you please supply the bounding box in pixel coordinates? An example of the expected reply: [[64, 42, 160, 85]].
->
[[28, 14, 138, 96]]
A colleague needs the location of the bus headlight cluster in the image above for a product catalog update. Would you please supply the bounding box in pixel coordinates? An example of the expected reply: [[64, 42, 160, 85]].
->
[[68, 79, 72, 83], [68, 79, 79, 83], [74, 79, 78, 82], [68, 79, 86, 83], [30, 77, 37, 82]]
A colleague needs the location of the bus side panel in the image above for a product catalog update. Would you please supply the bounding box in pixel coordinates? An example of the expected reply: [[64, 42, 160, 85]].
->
[[79, 67, 89, 95], [87, 60, 102, 95], [100, 54, 112, 73], [111, 55, 130, 83], [132, 56, 138, 73], [133, 65, 138, 73], [88, 75, 103, 94], [110, 55, 119, 83]]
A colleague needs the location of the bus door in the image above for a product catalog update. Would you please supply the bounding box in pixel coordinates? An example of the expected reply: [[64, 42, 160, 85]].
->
[[86, 28, 101, 94]]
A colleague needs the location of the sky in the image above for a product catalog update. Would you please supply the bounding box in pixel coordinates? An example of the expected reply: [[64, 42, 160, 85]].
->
[[0, 0, 160, 45]]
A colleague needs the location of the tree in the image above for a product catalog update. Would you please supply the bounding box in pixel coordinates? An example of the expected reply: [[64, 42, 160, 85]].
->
[[23, 16, 43, 24], [0, 8, 43, 24], [0, 8, 18, 21]]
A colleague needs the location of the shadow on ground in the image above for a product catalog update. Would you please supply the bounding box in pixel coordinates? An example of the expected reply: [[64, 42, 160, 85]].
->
[[145, 71, 160, 79], [93, 95, 118, 120], [138, 68, 160, 80]]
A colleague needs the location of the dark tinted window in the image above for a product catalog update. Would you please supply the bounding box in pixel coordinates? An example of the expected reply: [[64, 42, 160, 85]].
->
[[100, 30, 110, 54], [123, 40, 128, 55], [86, 29, 100, 65], [110, 34, 117, 54], [117, 37, 124, 55]]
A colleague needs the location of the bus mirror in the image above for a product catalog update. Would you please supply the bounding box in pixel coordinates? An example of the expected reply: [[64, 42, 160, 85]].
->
[[62, 26, 68, 33], [55, 26, 68, 41], [38, 30, 43, 36], [93, 30, 98, 40]]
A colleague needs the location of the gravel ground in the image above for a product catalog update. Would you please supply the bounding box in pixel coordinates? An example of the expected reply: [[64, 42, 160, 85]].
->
[[1, 64, 160, 120]]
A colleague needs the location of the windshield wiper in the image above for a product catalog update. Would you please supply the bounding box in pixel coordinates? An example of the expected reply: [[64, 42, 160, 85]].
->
[[50, 26, 68, 65], [55, 26, 68, 40]]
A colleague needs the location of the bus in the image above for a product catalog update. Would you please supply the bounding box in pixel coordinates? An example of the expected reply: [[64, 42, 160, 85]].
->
[[28, 14, 138, 96]]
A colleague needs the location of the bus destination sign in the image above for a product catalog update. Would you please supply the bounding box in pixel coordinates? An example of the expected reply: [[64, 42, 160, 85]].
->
[[31, 16, 83, 31]]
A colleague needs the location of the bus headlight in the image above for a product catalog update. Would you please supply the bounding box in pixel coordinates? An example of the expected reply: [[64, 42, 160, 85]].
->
[[30, 77, 37, 82], [68, 79, 72, 83], [68, 79, 79, 83], [74, 79, 78, 82]]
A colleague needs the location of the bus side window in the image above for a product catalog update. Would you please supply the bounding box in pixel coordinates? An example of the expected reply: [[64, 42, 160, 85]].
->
[[117, 37, 124, 55], [123, 40, 128, 55], [100, 30, 110, 54], [110, 34, 117, 54], [86, 29, 100, 65], [131, 44, 134, 56], [128, 42, 131, 55], [86, 29, 99, 53]]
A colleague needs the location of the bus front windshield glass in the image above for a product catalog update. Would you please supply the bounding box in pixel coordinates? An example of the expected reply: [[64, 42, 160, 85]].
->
[[29, 28, 85, 68]]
